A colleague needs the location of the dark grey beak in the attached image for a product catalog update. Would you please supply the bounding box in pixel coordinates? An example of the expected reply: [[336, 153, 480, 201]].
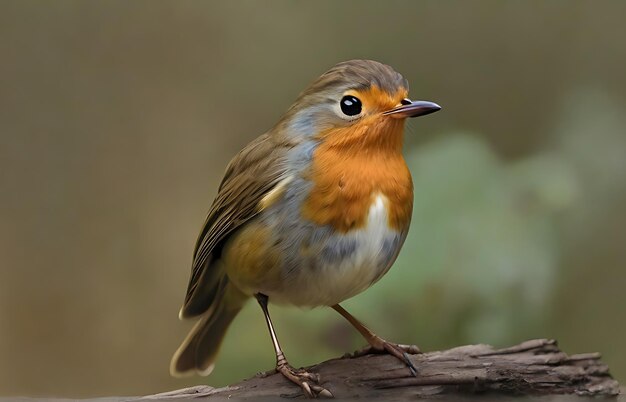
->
[[383, 100, 441, 118]]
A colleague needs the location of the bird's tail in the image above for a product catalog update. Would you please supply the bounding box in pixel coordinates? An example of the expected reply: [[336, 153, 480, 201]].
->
[[170, 282, 249, 377]]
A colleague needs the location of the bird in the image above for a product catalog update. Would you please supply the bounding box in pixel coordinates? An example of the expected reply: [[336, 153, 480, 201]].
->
[[170, 59, 441, 398]]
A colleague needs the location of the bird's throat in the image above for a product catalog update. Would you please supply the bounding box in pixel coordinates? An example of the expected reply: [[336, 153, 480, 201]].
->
[[318, 116, 405, 152]]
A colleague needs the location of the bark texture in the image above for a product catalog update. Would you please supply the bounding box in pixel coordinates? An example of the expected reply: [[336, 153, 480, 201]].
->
[[138, 339, 620, 400]]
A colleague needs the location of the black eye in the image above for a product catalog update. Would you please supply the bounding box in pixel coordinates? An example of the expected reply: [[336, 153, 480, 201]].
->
[[401, 98, 412, 105], [340, 95, 362, 116]]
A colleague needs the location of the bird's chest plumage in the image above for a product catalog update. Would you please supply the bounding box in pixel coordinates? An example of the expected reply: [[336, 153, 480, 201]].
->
[[301, 142, 413, 234], [223, 126, 414, 306], [290, 147, 413, 305], [225, 142, 414, 306]]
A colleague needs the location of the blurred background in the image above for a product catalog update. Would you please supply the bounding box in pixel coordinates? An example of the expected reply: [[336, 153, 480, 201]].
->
[[1, 1, 625, 398]]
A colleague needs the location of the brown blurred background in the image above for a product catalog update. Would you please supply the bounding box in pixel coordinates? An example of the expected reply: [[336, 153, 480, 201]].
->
[[1, 1, 625, 398]]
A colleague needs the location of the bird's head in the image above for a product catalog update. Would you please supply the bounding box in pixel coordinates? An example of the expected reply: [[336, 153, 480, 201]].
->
[[278, 59, 440, 150]]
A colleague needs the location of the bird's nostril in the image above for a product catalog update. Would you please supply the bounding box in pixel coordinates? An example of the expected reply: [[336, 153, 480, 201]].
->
[[400, 98, 412, 105]]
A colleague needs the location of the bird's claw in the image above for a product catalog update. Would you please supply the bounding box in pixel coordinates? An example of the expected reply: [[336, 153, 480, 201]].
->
[[346, 341, 421, 376], [347, 342, 421, 357], [402, 352, 418, 376], [277, 363, 333, 398]]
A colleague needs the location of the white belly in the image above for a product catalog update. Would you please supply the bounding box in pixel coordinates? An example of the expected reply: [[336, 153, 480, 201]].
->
[[271, 194, 403, 306]]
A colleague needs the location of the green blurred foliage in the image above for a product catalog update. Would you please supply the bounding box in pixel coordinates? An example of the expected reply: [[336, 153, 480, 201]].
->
[[0, 0, 625, 398]]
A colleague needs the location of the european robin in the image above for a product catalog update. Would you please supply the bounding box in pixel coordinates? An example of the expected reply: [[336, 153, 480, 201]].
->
[[171, 59, 441, 398]]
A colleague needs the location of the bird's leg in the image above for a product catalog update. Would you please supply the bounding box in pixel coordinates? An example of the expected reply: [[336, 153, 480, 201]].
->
[[332, 304, 420, 376], [255, 293, 333, 398]]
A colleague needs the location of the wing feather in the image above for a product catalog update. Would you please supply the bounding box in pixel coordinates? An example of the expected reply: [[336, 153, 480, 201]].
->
[[180, 133, 293, 318]]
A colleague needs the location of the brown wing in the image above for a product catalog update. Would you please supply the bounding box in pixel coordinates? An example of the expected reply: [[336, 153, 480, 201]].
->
[[179, 133, 292, 318]]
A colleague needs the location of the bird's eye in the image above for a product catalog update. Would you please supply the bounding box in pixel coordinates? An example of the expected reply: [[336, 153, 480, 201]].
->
[[340, 96, 362, 116], [401, 98, 412, 105]]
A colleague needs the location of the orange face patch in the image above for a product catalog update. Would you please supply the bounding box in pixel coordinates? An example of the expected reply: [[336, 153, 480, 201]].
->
[[313, 84, 410, 151]]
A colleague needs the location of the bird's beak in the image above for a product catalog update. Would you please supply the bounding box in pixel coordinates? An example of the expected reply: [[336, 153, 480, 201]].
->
[[383, 100, 441, 119]]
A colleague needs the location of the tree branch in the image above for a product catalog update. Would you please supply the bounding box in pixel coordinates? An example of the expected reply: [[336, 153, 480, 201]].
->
[[139, 339, 620, 400]]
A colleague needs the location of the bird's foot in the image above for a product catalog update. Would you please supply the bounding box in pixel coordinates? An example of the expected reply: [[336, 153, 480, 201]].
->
[[346, 340, 421, 376], [276, 362, 333, 398]]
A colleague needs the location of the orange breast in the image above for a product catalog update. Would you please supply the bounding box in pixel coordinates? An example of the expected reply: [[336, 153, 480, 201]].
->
[[301, 116, 413, 233]]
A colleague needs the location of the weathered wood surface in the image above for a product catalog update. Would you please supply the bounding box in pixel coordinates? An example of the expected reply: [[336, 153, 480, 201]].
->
[[3, 339, 620, 401], [137, 339, 620, 400]]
